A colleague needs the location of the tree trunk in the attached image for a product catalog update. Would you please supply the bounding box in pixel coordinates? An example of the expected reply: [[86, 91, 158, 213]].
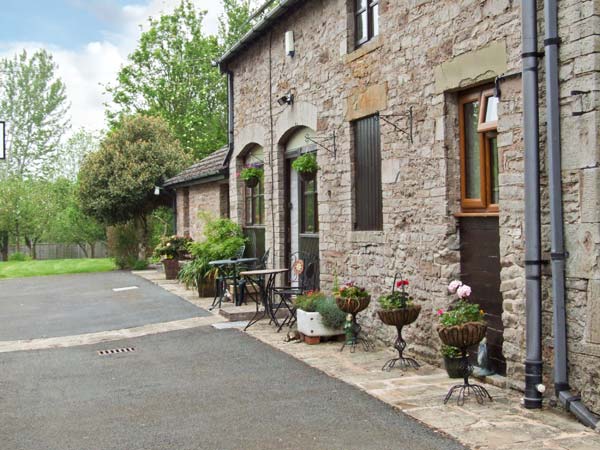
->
[[15, 223, 21, 252], [77, 243, 89, 258], [0, 231, 8, 261], [24, 237, 34, 259], [138, 215, 149, 260], [89, 242, 96, 259]]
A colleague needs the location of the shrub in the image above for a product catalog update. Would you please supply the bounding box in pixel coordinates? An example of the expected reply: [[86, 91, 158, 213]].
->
[[239, 164, 263, 182], [108, 222, 140, 269], [291, 152, 319, 174], [132, 259, 149, 270], [8, 252, 31, 261], [295, 291, 345, 330]]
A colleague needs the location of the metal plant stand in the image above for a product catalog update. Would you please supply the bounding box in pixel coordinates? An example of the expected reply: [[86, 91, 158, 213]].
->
[[443, 347, 493, 406], [382, 324, 420, 371], [340, 312, 374, 353]]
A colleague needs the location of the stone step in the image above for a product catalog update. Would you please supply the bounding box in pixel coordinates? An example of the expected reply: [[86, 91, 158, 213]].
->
[[218, 304, 290, 322]]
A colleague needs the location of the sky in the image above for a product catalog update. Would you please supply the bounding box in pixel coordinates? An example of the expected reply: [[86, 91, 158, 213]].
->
[[0, 0, 225, 134]]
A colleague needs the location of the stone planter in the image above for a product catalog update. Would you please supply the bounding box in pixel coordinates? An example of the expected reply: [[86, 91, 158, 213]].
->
[[162, 258, 180, 280], [335, 296, 371, 314], [297, 309, 343, 338], [377, 305, 421, 327], [437, 322, 487, 348]]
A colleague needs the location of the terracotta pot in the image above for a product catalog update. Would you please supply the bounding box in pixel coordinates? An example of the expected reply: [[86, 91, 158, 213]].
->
[[335, 296, 371, 314], [244, 176, 259, 188], [437, 321, 487, 348], [162, 258, 180, 280], [299, 170, 317, 182], [378, 305, 421, 327]]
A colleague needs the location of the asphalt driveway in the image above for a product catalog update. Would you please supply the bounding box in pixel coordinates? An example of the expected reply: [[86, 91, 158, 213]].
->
[[0, 271, 208, 341], [1, 326, 465, 450]]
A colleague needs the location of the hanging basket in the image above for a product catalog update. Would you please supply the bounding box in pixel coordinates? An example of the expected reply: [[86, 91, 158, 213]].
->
[[162, 259, 180, 280], [299, 170, 317, 182], [437, 322, 487, 348], [378, 305, 421, 327], [244, 176, 260, 188], [335, 296, 371, 315]]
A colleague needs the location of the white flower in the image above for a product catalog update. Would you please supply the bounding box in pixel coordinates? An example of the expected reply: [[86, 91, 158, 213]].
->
[[447, 280, 463, 294], [457, 284, 472, 298]]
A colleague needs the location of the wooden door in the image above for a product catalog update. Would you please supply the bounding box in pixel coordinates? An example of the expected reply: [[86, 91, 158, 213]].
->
[[460, 217, 506, 375]]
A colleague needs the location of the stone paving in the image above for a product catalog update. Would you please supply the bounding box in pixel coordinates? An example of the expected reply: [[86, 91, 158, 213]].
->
[[136, 270, 600, 450]]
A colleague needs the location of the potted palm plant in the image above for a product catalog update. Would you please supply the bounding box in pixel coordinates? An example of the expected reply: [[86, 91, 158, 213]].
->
[[291, 152, 319, 182]]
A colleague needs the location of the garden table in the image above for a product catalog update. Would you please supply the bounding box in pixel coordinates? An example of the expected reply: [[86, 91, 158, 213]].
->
[[208, 257, 258, 309], [239, 268, 288, 330]]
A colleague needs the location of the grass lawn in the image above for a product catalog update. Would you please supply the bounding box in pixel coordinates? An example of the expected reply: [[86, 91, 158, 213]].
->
[[0, 258, 116, 279]]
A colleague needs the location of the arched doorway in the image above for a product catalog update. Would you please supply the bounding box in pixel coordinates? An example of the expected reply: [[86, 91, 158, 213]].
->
[[284, 127, 319, 288]]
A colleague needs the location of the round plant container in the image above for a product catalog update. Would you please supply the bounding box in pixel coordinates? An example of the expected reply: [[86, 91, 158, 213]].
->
[[377, 305, 421, 327], [162, 258, 180, 280], [437, 322, 487, 348], [335, 296, 371, 314], [297, 309, 343, 337]]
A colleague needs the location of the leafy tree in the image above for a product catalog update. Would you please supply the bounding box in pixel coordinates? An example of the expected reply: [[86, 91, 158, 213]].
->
[[0, 49, 70, 178], [54, 128, 101, 181], [106, 0, 226, 159], [78, 114, 189, 256], [218, 0, 253, 51]]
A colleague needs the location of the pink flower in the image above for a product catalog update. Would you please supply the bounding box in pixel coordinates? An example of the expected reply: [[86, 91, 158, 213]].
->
[[437, 309, 444, 316], [447, 280, 463, 294], [457, 284, 472, 298]]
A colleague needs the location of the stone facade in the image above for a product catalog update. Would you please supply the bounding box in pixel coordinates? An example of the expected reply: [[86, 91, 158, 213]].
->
[[220, 0, 600, 413], [175, 182, 229, 240]]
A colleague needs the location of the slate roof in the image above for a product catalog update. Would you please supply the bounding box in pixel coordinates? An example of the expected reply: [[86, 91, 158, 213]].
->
[[163, 147, 228, 188]]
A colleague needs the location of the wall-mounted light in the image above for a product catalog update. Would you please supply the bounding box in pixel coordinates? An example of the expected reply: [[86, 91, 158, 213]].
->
[[285, 30, 295, 57], [277, 92, 294, 106], [154, 186, 161, 196]]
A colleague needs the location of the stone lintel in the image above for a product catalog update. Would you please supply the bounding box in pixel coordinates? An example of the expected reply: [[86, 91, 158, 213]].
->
[[345, 82, 388, 122]]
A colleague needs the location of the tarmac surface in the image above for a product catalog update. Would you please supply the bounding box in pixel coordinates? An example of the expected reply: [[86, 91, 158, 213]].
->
[[0, 272, 465, 450], [0, 271, 208, 341]]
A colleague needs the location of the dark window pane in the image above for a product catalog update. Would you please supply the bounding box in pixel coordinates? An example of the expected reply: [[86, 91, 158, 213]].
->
[[464, 101, 481, 199], [489, 135, 499, 204]]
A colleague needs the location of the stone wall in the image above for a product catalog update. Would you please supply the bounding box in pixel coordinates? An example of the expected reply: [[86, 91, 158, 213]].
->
[[224, 0, 600, 412], [175, 181, 228, 241]]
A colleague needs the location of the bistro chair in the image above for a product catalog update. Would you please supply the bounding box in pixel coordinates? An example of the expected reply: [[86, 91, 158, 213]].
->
[[271, 252, 319, 332], [238, 249, 270, 305]]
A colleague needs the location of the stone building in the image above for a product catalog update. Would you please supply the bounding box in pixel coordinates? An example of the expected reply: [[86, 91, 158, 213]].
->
[[163, 147, 230, 240], [214, 0, 599, 418]]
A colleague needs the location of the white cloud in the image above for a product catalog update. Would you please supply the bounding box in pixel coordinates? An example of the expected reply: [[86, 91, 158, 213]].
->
[[1, 0, 224, 135]]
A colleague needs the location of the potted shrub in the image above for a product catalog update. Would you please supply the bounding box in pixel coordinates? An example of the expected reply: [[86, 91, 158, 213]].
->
[[295, 291, 345, 343], [441, 345, 464, 378], [291, 152, 319, 182], [153, 235, 192, 279], [437, 280, 486, 348], [239, 163, 263, 188]]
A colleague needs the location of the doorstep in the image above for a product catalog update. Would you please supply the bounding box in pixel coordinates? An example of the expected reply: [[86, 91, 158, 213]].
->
[[135, 270, 600, 450]]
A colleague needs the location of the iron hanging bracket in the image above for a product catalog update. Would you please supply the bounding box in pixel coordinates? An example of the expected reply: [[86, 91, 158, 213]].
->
[[379, 107, 413, 144], [305, 130, 336, 158]]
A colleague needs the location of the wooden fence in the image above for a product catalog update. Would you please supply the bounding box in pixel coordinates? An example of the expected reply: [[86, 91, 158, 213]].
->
[[7, 242, 109, 260]]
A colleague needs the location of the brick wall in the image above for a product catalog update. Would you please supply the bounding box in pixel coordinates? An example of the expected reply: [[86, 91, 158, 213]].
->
[[176, 181, 229, 241]]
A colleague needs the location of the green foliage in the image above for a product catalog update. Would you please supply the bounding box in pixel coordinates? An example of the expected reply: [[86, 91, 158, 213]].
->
[[131, 259, 149, 270], [295, 291, 345, 330], [106, 0, 229, 159], [334, 281, 370, 299], [218, 0, 254, 50], [78, 114, 189, 226], [379, 279, 413, 309], [8, 252, 30, 261], [153, 235, 192, 260], [108, 222, 140, 269], [55, 128, 101, 181], [149, 207, 175, 250], [441, 345, 461, 358], [0, 49, 69, 178], [291, 153, 319, 174], [0, 258, 115, 279], [182, 215, 246, 284], [239, 165, 263, 182], [438, 300, 485, 327]]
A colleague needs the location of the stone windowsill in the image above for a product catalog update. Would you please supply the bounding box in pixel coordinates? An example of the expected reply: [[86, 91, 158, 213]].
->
[[344, 35, 383, 64], [348, 230, 385, 244]]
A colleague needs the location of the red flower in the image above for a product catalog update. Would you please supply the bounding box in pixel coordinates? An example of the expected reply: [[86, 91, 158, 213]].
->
[[403, 280, 409, 286], [396, 280, 402, 288]]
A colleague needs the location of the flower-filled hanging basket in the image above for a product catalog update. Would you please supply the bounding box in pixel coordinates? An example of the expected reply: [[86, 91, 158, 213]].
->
[[437, 322, 487, 348], [244, 176, 260, 188], [378, 305, 421, 327], [335, 296, 371, 314]]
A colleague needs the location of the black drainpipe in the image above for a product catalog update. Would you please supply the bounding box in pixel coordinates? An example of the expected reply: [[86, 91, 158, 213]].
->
[[521, 0, 543, 409], [224, 69, 235, 166]]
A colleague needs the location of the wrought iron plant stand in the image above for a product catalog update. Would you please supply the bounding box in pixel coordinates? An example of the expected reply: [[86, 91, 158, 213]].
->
[[336, 296, 374, 353], [378, 306, 421, 371], [438, 322, 493, 406]]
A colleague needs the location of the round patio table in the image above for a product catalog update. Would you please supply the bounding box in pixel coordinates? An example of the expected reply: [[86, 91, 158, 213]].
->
[[239, 268, 288, 330]]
